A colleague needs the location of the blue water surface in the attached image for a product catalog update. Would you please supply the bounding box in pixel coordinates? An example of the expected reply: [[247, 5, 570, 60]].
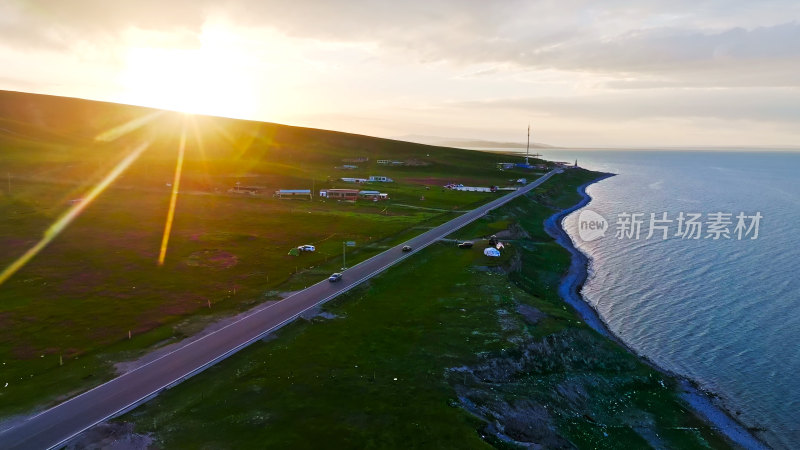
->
[[538, 150, 800, 449]]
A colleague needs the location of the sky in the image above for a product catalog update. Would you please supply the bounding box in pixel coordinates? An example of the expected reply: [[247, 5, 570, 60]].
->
[[1, 0, 799, 148]]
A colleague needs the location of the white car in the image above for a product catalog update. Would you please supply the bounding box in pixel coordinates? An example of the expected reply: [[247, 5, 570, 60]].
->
[[298, 245, 316, 252]]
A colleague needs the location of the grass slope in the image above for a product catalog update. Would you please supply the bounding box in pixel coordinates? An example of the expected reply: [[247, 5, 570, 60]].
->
[[0, 90, 547, 418], [109, 170, 728, 449]]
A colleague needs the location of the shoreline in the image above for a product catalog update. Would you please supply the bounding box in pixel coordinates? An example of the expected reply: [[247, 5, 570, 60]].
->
[[544, 172, 768, 450]]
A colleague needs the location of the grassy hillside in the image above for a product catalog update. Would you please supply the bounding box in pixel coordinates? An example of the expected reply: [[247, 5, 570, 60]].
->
[[0, 90, 532, 193], [0, 90, 547, 418]]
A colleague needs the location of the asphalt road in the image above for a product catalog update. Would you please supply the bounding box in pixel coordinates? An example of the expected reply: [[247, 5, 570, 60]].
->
[[0, 169, 559, 449]]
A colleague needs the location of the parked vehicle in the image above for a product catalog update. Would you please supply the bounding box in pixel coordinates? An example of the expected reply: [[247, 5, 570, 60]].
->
[[457, 241, 474, 249], [328, 273, 343, 282], [402, 245, 412, 252], [298, 244, 316, 252]]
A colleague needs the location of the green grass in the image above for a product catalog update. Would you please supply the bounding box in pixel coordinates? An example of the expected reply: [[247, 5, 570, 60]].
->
[[0, 91, 559, 418], [124, 242, 523, 448], [0, 92, 730, 449], [115, 170, 729, 449], [0, 181, 501, 417]]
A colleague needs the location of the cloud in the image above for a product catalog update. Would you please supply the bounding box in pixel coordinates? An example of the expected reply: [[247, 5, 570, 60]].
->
[[451, 88, 800, 123], [3, 0, 800, 146], [519, 23, 800, 84], [1, 0, 207, 49], [4, 0, 800, 87]]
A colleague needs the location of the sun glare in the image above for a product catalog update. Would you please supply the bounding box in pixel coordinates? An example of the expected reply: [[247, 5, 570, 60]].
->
[[117, 27, 261, 119]]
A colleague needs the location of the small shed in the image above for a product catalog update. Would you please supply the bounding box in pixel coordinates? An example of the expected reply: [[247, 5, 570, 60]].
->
[[275, 189, 312, 199], [369, 175, 394, 182], [452, 186, 492, 192], [359, 190, 389, 201], [326, 189, 360, 200]]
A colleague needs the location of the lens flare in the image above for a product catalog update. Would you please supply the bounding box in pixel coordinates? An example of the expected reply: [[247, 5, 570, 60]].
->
[[187, 115, 210, 176], [0, 142, 149, 287], [157, 124, 188, 266], [95, 111, 164, 142]]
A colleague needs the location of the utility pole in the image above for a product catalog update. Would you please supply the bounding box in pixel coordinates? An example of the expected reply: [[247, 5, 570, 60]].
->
[[526, 123, 530, 166], [6, 172, 10, 196], [342, 241, 346, 270]]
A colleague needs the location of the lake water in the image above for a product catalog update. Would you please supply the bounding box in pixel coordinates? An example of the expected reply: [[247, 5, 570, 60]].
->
[[508, 149, 799, 449]]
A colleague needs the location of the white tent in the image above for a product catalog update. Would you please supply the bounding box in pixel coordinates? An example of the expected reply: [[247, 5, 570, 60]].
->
[[483, 247, 501, 257]]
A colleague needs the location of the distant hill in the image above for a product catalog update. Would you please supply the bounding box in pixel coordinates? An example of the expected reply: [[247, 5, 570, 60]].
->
[[0, 90, 519, 159], [0, 90, 537, 193], [394, 134, 555, 149]]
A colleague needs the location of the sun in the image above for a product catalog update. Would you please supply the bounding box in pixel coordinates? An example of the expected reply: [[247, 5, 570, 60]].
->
[[117, 27, 261, 119]]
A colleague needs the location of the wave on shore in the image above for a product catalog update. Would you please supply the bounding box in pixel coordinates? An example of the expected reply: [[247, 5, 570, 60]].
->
[[544, 173, 768, 450]]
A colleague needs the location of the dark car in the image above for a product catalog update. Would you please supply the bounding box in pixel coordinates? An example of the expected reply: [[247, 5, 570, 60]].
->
[[457, 241, 474, 249], [402, 245, 412, 252], [328, 273, 343, 282]]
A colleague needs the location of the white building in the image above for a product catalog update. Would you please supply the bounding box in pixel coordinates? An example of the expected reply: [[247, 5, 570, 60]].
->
[[368, 175, 394, 182], [452, 186, 492, 192], [359, 190, 389, 200]]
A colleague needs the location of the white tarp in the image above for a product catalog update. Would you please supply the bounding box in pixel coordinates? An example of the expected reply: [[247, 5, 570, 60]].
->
[[483, 248, 501, 257]]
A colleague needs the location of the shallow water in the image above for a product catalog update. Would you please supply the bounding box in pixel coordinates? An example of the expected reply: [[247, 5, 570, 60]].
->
[[527, 150, 798, 449]]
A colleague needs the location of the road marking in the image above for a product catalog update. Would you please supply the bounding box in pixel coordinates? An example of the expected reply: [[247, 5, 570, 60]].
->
[[1, 170, 557, 450]]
